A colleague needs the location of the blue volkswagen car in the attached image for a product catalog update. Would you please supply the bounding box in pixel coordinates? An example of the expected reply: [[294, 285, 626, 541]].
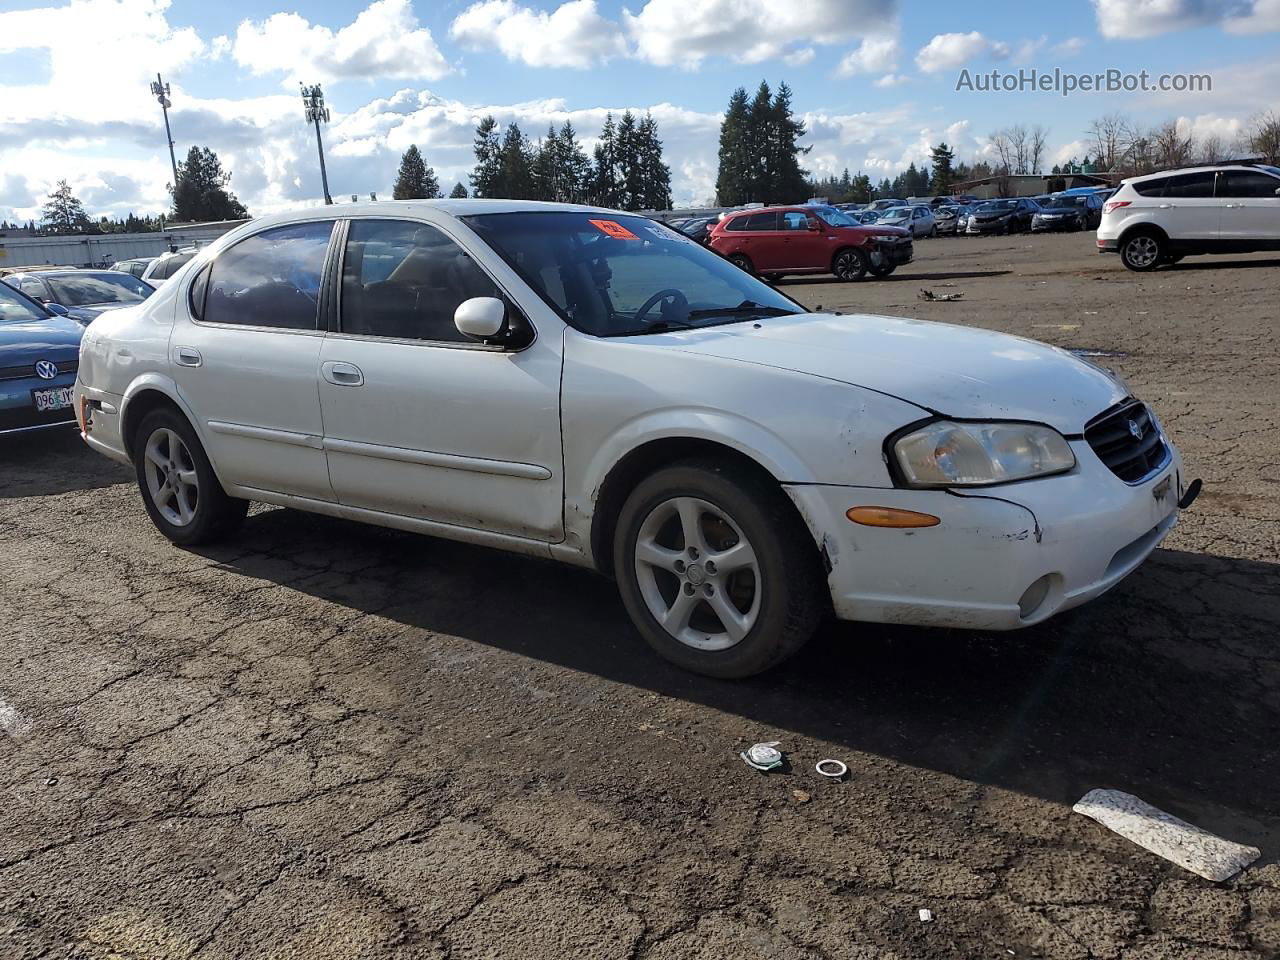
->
[[0, 280, 83, 436]]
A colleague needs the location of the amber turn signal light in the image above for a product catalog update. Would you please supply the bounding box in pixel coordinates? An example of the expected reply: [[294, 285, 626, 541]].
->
[[846, 506, 940, 528]]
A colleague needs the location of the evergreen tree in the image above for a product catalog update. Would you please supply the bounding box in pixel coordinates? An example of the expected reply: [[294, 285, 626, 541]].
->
[[590, 112, 621, 207], [41, 180, 90, 235], [560, 121, 592, 203], [929, 142, 956, 194], [171, 146, 248, 222], [766, 82, 810, 203], [392, 144, 440, 200], [532, 125, 561, 202], [715, 88, 751, 205], [449, 182, 469, 199], [470, 116, 503, 198], [616, 111, 644, 210], [636, 112, 672, 210], [497, 122, 535, 199]]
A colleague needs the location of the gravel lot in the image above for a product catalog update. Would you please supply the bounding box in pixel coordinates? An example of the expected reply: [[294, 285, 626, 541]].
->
[[2, 232, 1278, 959]]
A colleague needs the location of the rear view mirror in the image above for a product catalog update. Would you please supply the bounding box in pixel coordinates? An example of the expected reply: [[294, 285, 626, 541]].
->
[[454, 297, 507, 340]]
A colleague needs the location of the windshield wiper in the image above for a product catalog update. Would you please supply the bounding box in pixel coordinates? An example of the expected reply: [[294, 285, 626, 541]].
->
[[687, 301, 800, 319]]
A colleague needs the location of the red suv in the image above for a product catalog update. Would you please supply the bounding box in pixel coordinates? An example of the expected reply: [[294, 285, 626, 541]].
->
[[708, 205, 913, 281]]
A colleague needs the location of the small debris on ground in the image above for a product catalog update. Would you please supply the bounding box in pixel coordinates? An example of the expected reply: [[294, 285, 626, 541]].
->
[[739, 741, 784, 772], [791, 789, 811, 805], [44, 777, 58, 787], [815, 759, 849, 781], [918, 288, 963, 302], [918, 908, 934, 922], [1073, 788, 1260, 881]]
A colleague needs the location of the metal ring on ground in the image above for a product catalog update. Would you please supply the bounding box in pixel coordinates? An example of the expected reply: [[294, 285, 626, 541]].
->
[[815, 759, 848, 780]]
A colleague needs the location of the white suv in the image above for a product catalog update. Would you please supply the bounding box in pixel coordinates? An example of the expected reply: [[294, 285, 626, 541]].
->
[[1097, 163, 1280, 271]]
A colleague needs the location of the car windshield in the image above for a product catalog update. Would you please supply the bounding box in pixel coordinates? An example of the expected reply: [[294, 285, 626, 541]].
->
[[880, 209, 911, 220], [0, 282, 49, 323], [1045, 196, 1087, 208], [809, 205, 857, 227], [978, 199, 1019, 211], [463, 211, 805, 338], [46, 273, 153, 306]]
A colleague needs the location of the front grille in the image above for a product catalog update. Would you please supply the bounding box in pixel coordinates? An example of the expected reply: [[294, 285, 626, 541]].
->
[[0, 359, 78, 381], [1085, 398, 1168, 483]]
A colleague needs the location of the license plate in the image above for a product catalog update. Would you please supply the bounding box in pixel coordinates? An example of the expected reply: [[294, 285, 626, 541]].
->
[[32, 386, 74, 413]]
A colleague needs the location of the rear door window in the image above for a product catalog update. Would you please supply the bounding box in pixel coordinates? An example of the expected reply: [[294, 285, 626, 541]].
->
[[743, 212, 779, 231], [202, 221, 335, 329], [1163, 172, 1216, 198]]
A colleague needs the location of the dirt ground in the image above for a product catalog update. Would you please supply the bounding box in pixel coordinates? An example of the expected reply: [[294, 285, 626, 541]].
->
[[2, 232, 1279, 959]]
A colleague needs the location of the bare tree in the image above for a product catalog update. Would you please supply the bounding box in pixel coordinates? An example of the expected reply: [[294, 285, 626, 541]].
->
[[1029, 124, 1049, 174], [1008, 124, 1030, 174], [1151, 119, 1196, 170], [988, 128, 1014, 176], [1198, 133, 1228, 164], [1243, 110, 1280, 164], [1087, 112, 1132, 171]]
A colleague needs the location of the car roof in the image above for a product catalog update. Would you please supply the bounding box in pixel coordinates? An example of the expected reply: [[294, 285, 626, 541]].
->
[[243, 199, 635, 234], [1123, 163, 1269, 183], [14, 268, 123, 277]]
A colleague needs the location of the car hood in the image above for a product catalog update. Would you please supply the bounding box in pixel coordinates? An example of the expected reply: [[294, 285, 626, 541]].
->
[[1037, 207, 1082, 215], [0, 315, 84, 363], [836, 224, 910, 238], [665, 312, 1125, 433]]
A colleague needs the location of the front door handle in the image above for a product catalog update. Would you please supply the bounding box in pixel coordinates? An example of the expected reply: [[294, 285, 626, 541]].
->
[[322, 360, 364, 386], [1157, 203, 1175, 209], [173, 346, 202, 367]]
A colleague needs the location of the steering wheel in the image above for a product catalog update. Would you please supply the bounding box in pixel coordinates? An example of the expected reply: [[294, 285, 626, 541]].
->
[[633, 288, 688, 325]]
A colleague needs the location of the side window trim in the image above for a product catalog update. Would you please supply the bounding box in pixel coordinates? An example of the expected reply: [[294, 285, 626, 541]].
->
[[190, 220, 339, 332], [332, 215, 533, 349]]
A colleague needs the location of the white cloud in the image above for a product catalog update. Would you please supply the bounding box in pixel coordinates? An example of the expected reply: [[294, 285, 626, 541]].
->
[[232, 0, 450, 86], [1051, 36, 1087, 57], [914, 32, 1010, 74], [875, 73, 911, 88], [784, 47, 816, 67], [450, 0, 626, 68], [623, 0, 897, 68], [1014, 36, 1046, 62], [836, 35, 900, 76], [1092, 0, 1280, 38]]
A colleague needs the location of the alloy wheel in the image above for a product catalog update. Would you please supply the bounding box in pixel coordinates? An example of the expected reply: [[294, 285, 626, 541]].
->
[[1124, 236, 1160, 269], [143, 427, 199, 527], [633, 496, 761, 651]]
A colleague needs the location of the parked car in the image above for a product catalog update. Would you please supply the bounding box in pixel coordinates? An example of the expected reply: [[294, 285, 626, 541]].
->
[[951, 194, 980, 205], [676, 216, 716, 245], [1097, 163, 1280, 271], [709, 204, 913, 280], [965, 198, 1040, 234], [74, 200, 1191, 678], [1032, 194, 1105, 232], [852, 209, 882, 225], [876, 205, 937, 238], [0, 280, 82, 435], [2, 269, 153, 325], [109, 257, 157, 279], [869, 198, 908, 211], [933, 204, 961, 235], [140, 248, 198, 286]]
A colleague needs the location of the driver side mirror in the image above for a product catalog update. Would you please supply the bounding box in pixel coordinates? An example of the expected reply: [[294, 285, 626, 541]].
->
[[806, 219, 821, 231], [45, 302, 69, 316], [454, 296, 508, 342]]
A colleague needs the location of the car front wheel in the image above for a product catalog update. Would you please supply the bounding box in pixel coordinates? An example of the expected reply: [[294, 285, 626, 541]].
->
[[613, 460, 824, 678], [727, 253, 753, 274], [134, 408, 248, 545], [833, 248, 868, 281], [1120, 232, 1164, 271]]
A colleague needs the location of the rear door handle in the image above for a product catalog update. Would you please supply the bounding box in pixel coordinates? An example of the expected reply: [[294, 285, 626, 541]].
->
[[173, 346, 202, 367], [322, 360, 364, 386], [1157, 203, 1175, 209]]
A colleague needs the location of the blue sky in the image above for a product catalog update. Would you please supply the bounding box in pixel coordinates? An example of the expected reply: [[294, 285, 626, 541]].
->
[[1, 0, 1277, 221]]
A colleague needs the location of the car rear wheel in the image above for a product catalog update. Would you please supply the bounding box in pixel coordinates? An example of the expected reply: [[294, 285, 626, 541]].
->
[[1120, 232, 1164, 272], [134, 408, 248, 545], [728, 253, 754, 274], [613, 460, 825, 678], [833, 248, 868, 281]]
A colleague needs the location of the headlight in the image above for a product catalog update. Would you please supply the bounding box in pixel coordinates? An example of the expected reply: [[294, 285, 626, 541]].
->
[[893, 420, 1076, 487]]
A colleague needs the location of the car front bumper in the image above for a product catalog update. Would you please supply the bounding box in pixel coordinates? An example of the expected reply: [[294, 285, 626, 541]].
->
[[874, 239, 914, 265], [784, 439, 1185, 631], [967, 220, 1011, 233], [1032, 218, 1082, 232], [0, 374, 78, 435]]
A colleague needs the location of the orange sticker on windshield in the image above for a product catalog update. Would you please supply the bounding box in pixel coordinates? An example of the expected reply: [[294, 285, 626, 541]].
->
[[588, 218, 639, 240]]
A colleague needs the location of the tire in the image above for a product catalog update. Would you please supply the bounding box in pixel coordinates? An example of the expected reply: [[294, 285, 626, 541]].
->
[[928, 225, 938, 238], [728, 253, 753, 274], [613, 459, 825, 679], [1119, 231, 1164, 272], [868, 261, 896, 278], [761, 273, 782, 284], [832, 247, 868, 281], [133, 408, 248, 546]]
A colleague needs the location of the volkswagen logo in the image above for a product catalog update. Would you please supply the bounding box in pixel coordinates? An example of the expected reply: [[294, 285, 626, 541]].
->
[[1127, 419, 1145, 441], [34, 360, 59, 380]]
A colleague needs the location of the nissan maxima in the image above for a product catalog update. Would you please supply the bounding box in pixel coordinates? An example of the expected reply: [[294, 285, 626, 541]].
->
[[75, 201, 1195, 677]]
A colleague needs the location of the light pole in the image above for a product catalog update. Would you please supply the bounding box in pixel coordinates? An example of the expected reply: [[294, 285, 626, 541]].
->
[[150, 73, 179, 193], [301, 84, 333, 205]]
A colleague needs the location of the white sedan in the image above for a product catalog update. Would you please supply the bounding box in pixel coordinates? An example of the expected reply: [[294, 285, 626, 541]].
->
[[74, 201, 1193, 678]]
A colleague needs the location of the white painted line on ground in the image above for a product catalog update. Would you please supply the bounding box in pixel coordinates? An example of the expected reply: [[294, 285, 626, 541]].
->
[[0, 696, 32, 738], [1074, 788, 1260, 882]]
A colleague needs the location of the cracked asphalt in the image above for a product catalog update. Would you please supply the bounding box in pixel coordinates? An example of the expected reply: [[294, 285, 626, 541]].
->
[[2, 232, 1279, 959]]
